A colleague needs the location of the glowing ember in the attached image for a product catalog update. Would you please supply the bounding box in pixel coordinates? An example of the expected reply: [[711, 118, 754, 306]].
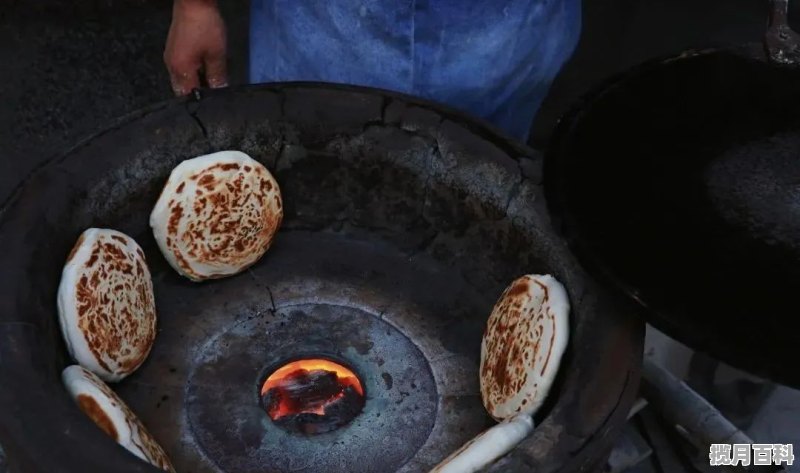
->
[[260, 358, 365, 434]]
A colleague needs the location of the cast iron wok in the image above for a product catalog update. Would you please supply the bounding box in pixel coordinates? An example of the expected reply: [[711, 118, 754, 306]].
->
[[545, 0, 800, 387]]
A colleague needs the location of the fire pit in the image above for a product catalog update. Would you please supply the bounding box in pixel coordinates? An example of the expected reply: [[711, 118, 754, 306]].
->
[[260, 357, 365, 435], [0, 84, 643, 473]]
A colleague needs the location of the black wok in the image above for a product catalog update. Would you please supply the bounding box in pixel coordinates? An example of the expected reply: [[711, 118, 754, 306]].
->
[[545, 0, 800, 387]]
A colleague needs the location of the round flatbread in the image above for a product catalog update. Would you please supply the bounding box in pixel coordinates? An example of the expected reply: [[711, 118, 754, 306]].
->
[[480, 274, 570, 420], [149, 150, 283, 282], [57, 228, 156, 382], [62, 365, 175, 472]]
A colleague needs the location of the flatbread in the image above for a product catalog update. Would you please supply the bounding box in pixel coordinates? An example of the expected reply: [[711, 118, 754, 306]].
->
[[57, 228, 156, 382], [150, 150, 283, 281], [62, 365, 175, 472], [430, 414, 534, 473], [479, 274, 570, 420]]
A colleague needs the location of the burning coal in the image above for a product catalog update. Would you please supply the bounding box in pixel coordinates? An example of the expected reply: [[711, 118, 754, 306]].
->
[[261, 358, 365, 435]]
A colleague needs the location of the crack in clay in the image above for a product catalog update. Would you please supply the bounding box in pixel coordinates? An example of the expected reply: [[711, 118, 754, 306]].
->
[[361, 96, 390, 131], [516, 156, 528, 179], [273, 123, 305, 172], [516, 154, 544, 186], [274, 136, 287, 171], [190, 112, 208, 139], [197, 317, 224, 341], [275, 88, 287, 117], [183, 89, 211, 143], [380, 96, 390, 122], [269, 91, 290, 171], [503, 174, 525, 217], [360, 121, 432, 143], [265, 285, 277, 316], [418, 141, 441, 221], [361, 120, 386, 132], [247, 269, 278, 315]]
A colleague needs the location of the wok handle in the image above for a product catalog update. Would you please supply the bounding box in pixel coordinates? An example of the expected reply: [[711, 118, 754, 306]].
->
[[765, 0, 800, 65]]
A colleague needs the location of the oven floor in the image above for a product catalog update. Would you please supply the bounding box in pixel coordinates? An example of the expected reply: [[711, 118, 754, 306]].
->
[[110, 229, 495, 473]]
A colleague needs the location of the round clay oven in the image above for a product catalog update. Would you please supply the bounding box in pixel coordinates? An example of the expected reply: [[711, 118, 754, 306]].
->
[[0, 84, 642, 473]]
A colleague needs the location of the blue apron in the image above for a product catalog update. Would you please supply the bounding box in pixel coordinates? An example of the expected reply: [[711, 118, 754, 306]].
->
[[249, 0, 581, 142]]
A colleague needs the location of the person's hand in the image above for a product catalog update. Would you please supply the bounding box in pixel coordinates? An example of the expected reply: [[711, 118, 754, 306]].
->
[[164, 0, 228, 96]]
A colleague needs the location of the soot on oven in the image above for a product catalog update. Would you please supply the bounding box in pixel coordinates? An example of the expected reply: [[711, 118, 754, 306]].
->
[[260, 358, 365, 435]]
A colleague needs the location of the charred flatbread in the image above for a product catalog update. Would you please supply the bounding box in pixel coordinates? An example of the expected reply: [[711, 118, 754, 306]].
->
[[479, 274, 570, 420], [149, 150, 283, 281], [62, 365, 174, 472], [57, 228, 156, 382]]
